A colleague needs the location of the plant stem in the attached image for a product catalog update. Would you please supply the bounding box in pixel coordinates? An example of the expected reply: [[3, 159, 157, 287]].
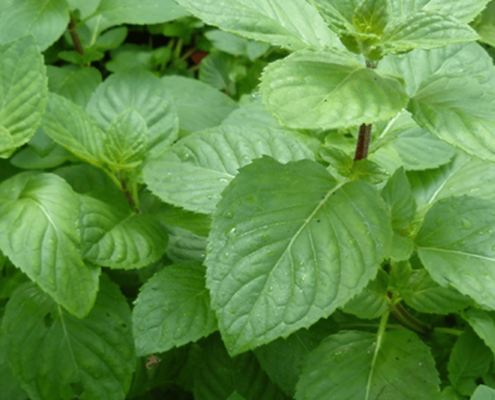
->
[[69, 19, 84, 55], [365, 311, 389, 399], [354, 123, 372, 161], [120, 177, 140, 214], [433, 327, 463, 336], [389, 299, 432, 335]]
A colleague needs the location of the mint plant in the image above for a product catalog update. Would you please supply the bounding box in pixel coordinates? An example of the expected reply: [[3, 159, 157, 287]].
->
[[3, 0, 495, 399]]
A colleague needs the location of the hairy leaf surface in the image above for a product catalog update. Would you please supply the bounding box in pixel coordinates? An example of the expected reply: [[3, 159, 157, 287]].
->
[[206, 157, 392, 354]]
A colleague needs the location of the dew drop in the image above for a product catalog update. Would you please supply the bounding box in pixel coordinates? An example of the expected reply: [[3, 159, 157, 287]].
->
[[461, 219, 472, 229]]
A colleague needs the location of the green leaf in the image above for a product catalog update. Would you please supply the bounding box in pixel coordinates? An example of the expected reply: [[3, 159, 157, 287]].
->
[[204, 30, 270, 60], [381, 11, 479, 53], [68, 0, 100, 18], [0, 36, 47, 154], [0, 0, 69, 50], [47, 66, 102, 108], [227, 392, 247, 400], [476, 0, 495, 47], [154, 203, 211, 238], [260, 49, 408, 130], [1, 276, 136, 400], [295, 330, 441, 400], [416, 196, 495, 310], [162, 75, 238, 135], [102, 108, 148, 171], [381, 167, 417, 230], [448, 329, 492, 396], [254, 318, 338, 397], [199, 51, 246, 96], [341, 269, 389, 319], [390, 233, 415, 261], [87, 70, 178, 156], [0, 172, 99, 318], [0, 349, 28, 400], [42, 93, 105, 168], [166, 225, 207, 263], [133, 262, 217, 356], [143, 125, 315, 214], [10, 144, 72, 170], [174, 0, 338, 51], [192, 334, 287, 400], [441, 386, 467, 400], [206, 157, 392, 354], [353, 0, 388, 36], [79, 195, 168, 270], [401, 270, 472, 314], [309, 0, 360, 34], [86, 0, 188, 35], [472, 385, 495, 400], [462, 309, 495, 356], [408, 74, 495, 162]]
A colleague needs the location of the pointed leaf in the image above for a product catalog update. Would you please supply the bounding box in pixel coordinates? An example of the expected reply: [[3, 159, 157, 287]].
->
[[79, 195, 168, 270], [143, 125, 315, 214], [309, 0, 360, 34], [1, 277, 136, 400], [42, 93, 106, 168], [409, 74, 495, 162], [295, 330, 441, 400], [0, 0, 69, 50], [206, 157, 392, 354], [103, 108, 148, 171], [47, 66, 102, 107], [174, 0, 338, 51], [381, 167, 416, 230], [0, 172, 99, 317], [260, 49, 408, 130], [416, 196, 495, 310], [0, 36, 47, 154], [462, 309, 495, 356], [87, 70, 178, 156], [353, 0, 388, 36], [133, 262, 217, 356], [472, 385, 495, 400], [166, 225, 207, 263]]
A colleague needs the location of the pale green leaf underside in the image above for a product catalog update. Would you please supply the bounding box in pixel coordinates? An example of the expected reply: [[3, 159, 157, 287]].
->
[[161, 75, 238, 134], [143, 125, 315, 214], [174, 0, 339, 51], [1, 278, 135, 400], [133, 262, 217, 356], [0, 36, 47, 154], [42, 93, 105, 168], [0, 173, 99, 318], [409, 74, 495, 162], [206, 157, 392, 355], [86, 70, 178, 156], [79, 195, 168, 269], [0, 0, 69, 50], [416, 196, 495, 310], [295, 330, 440, 400], [260, 49, 408, 130]]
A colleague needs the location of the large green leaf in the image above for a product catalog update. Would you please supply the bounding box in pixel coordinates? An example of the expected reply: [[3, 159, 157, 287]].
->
[[79, 195, 168, 270], [0, 0, 69, 50], [206, 157, 392, 354], [162, 75, 238, 135], [260, 49, 408, 130], [295, 330, 441, 400], [192, 334, 288, 400], [86, 70, 178, 156], [143, 125, 315, 214], [42, 93, 105, 168], [133, 262, 217, 356], [472, 386, 495, 400], [448, 329, 492, 396], [1, 277, 136, 400], [462, 309, 495, 356], [0, 36, 47, 155], [416, 196, 495, 310], [408, 74, 495, 162], [0, 351, 28, 400], [174, 0, 339, 51], [0, 173, 99, 318]]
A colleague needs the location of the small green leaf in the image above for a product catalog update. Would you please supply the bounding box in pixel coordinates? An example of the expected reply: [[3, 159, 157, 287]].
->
[[207, 157, 392, 354], [192, 334, 287, 400], [401, 270, 472, 314], [79, 195, 168, 270], [353, 0, 388, 36], [448, 329, 492, 396], [295, 330, 441, 399], [133, 262, 217, 355], [67, 0, 100, 19], [416, 196, 495, 310], [10, 145, 72, 170], [162, 75, 238, 135], [103, 108, 148, 171], [309, 0, 359, 35], [204, 30, 269, 60], [462, 309, 495, 356], [0, 172, 99, 317], [87, 70, 178, 156], [260, 49, 408, 130], [472, 385, 495, 400], [143, 125, 314, 214], [0, 36, 47, 154], [390, 233, 414, 261], [0, 0, 69, 50], [166, 225, 207, 263], [42, 93, 105, 168], [174, 0, 338, 51], [1, 277, 136, 400]]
